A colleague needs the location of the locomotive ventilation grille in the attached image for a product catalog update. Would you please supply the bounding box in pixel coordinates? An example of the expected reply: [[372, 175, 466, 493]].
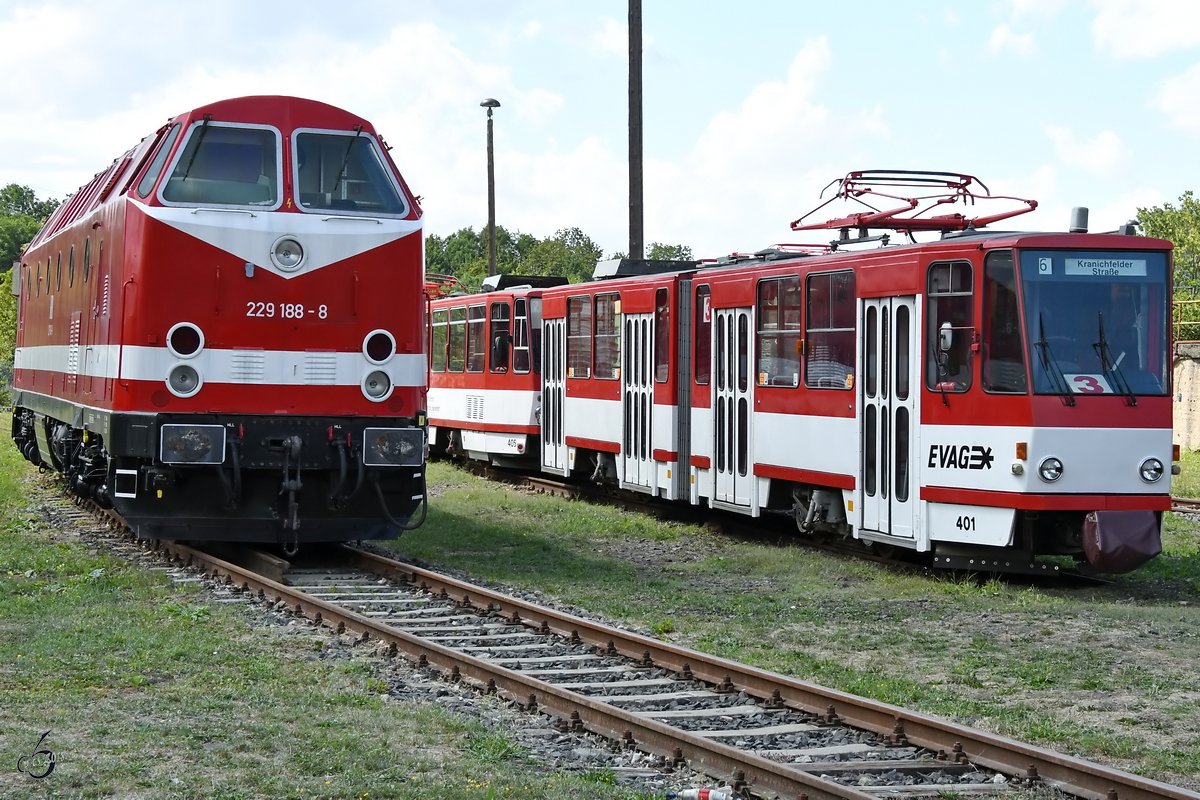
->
[[304, 352, 338, 385], [229, 351, 265, 383], [466, 395, 485, 420]]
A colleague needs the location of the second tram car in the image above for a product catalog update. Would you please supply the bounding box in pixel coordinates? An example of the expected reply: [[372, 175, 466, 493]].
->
[[429, 172, 1173, 573]]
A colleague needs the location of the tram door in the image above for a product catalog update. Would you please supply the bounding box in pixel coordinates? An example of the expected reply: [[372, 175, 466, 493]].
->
[[541, 317, 569, 475], [622, 312, 654, 491], [860, 297, 916, 539], [714, 307, 752, 506]]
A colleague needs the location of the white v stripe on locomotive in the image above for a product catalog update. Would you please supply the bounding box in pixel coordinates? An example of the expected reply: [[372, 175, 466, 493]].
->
[[137, 204, 422, 280], [16, 344, 426, 387]]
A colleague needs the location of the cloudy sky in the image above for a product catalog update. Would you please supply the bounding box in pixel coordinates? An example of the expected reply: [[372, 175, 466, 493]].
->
[[1, 0, 1197, 258]]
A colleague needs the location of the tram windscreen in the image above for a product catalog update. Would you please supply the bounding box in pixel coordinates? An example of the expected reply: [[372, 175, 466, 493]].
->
[[1020, 250, 1169, 397], [294, 132, 407, 216]]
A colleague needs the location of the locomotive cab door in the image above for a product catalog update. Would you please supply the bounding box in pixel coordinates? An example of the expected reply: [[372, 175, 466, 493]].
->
[[859, 297, 917, 540], [714, 307, 752, 507], [541, 317, 569, 475], [621, 312, 654, 492]]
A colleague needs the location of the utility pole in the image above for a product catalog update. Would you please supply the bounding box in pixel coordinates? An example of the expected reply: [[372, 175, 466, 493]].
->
[[481, 98, 501, 276], [628, 0, 643, 260]]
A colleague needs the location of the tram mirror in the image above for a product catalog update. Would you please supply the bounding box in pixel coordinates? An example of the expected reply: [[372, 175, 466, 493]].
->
[[938, 321, 953, 353]]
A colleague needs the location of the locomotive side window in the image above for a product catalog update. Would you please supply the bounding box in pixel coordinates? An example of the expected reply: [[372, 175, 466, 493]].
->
[[982, 251, 1028, 394], [135, 123, 181, 199], [34, 261, 40, 298], [926, 261, 974, 392], [430, 309, 448, 372], [448, 307, 466, 372], [594, 292, 621, 380], [466, 304, 486, 373], [68, 245, 75, 288], [489, 302, 511, 373], [294, 131, 407, 217], [55, 252, 61, 292], [83, 237, 90, 283], [695, 285, 711, 385], [756, 276, 801, 387], [513, 298, 531, 374], [805, 271, 856, 389], [163, 123, 280, 208], [567, 295, 592, 378], [654, 288, 670, 383]]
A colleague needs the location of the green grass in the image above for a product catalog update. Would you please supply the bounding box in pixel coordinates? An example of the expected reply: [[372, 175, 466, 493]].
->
[[0, 446, 656, 800], [1172, 449, 1200, 498], [387, 461, 1200, 788]]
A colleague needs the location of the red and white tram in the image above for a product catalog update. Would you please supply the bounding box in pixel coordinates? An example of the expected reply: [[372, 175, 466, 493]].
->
[[429, 173, 1173, 573], [12, 96, 428, 548]]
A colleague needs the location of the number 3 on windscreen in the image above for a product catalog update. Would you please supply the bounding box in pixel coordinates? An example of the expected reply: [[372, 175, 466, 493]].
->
[[1065, 373, 1113, 394]]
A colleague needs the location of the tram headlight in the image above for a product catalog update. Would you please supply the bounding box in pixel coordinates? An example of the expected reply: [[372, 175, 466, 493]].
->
[[1140, 457, 1165, 483], [1037, 456, 1064, 483], [362, 370, 392, 401], [271, 236, 304, 272]]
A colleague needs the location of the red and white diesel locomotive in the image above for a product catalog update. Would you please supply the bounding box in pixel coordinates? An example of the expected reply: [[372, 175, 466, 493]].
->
[[429, 172, 1174, 574], [12, 96, 427, 548]]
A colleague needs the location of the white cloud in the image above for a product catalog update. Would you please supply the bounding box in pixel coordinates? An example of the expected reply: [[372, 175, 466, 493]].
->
[[987, 23, 1035, 56], [1091, 0, 1200, 58], [1042, 126, 1131, 174], [521, 20, 543, 39], [589, 16, 655, 59], [1009, 0, 1069, 20], [1152, 62, 1200, 135]]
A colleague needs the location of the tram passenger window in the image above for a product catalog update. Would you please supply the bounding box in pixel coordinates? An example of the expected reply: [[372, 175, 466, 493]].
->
[[163, 125, 280, 208], [430, 309, 448, 372], [926, 261, 974, 392], [695, 285, 711, 385], [488, 302, 512, 373], [567, 296, 592, 378], [294, 131, 407, 216], [756, 276, 801, 387], [594, 293, 621, 380], [466, 305, 486, 372], [530, 298, 543, 376], [136, 124, 181, 199], [448, 307, 466, 372], [805, 271, 856, 390], [982, 251, 1028, 394], [513, 298, 530, 374], [654, 288, 670, 383]]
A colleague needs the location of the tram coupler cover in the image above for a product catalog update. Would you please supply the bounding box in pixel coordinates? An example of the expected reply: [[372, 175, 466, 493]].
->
[[1082, 510, 1161, 573]]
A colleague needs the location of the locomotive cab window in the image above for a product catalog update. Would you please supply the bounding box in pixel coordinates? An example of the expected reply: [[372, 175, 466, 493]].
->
[[756, 276, 801, 387], [430, 309, 448, 372], [567, 295, 592, 379], [293, 130, 407, 217], [594, 292, 621, 380], [162, 122, 281, 209], [135, 123, 181, 199], [926, 261, 974, 393]]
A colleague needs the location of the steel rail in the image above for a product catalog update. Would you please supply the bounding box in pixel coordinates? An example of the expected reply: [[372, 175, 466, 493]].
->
[[343, 546, 1200, 800]]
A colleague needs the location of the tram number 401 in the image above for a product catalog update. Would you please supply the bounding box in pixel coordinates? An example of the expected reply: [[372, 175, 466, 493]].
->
[[955, 516, 976, 531]]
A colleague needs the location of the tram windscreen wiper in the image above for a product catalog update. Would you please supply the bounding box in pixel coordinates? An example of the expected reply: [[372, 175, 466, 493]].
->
[[1034, 313, 1075, 406], [180, 114, 211, 182], [331, 125, 364, 196], [1093, 311, 1137, 406]]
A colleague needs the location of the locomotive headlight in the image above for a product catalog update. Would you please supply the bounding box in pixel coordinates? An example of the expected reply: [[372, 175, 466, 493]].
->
[[363, 329, 396, 364], [167, 322, 204, 358], [271, 236, 304, 272], [362, 370, 392, 401], [1140, 457, 1165, 483], [1038, 456, 1064, 483], [166, 363, 202, 398]]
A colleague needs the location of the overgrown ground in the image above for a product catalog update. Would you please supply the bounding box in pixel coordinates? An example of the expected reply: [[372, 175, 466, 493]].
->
[[388, 461, 1200, 790], [0, 444, 654, 800]]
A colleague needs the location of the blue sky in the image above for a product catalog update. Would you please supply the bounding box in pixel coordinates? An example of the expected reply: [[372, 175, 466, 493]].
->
[[1, 0, 1197, 258]]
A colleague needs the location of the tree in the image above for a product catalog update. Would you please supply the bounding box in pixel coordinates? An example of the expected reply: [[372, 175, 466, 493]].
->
[[523, 227, 604, 284], [0, 184, 59, 221], [0, 183, 59, 273], [646, 242, 693, 260], [425, 225, 605, 289], [1138, 191, 1200, 292]]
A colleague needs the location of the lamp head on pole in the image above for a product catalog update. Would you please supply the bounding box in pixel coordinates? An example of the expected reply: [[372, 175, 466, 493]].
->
[[480, 98, 500, 118]]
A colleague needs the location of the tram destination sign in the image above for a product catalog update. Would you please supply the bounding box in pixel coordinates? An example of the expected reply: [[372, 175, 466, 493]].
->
[[1064, 257, 1146, 277]]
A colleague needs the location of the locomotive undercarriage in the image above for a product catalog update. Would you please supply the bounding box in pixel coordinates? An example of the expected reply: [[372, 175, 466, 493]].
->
[[13, 407, 426, 548]]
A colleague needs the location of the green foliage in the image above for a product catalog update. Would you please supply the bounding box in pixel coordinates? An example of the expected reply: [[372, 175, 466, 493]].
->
[[646, 242, 693, 260], [1139, 191, 1200, 291], [0, 184, 59, 220], [0, 184, 59, 273]]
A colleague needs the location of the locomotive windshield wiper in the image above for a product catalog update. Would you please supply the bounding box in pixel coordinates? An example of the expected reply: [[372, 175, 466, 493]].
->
[[180, 114, 211, 182], [1094, 311, 1137, 406], [331, 125, 364, 196], [1035, 313, 1075, 406]]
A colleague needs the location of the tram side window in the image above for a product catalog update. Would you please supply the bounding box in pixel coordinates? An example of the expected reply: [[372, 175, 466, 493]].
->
[[926, 261, 974, 392], [567, 295, 592, 378], [982, 251, 1028, 393], [594, 292, 621, 380], [756, 276, 801, 387], [448, 307, 466, 372], [530, 297, 543, 376], [466, 304, 486, 372], [654, 288, 670, 383], [806, 271, 856, 389], [489, 302, 511, 373], [695, 285, 711, 385], [513, 298, 531, 374], [430, 309, 448, 372]]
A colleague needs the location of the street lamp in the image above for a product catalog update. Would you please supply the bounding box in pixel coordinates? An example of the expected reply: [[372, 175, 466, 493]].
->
[[480, 98, 501, 277]]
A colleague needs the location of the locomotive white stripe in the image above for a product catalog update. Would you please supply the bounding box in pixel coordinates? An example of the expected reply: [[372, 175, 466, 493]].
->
[[137, 203, 422, 280], [15, 344, 426, 388]]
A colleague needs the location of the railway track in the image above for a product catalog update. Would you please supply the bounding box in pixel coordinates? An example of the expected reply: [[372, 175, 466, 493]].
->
[[69, 505, 1196, 800], [1171, 496, 1200, 514]]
